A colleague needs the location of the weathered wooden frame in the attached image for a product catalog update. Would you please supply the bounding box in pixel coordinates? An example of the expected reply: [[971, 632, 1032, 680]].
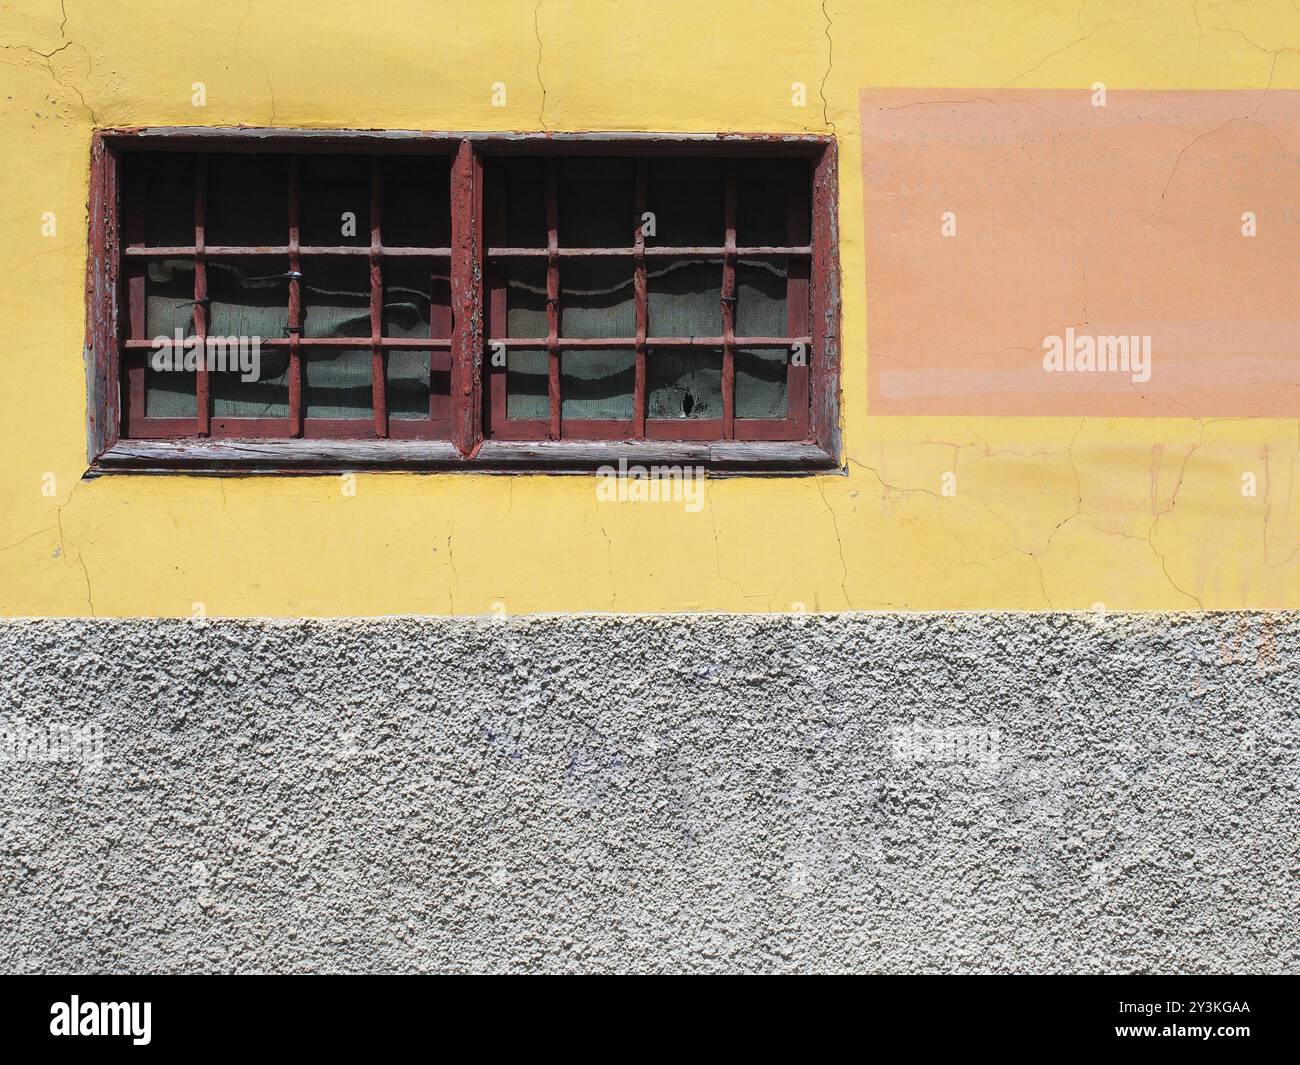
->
[[85, 129, 841, 475]]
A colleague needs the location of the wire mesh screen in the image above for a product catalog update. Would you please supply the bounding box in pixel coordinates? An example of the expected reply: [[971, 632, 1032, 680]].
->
[[388, 350, 434, 419], [123, 149, 460, 440], [647, 349, 723, 420], [302, 259, 369, 338], [647, 158, 724, 246], [208, 258, 289, 338], [123, 144, 815, 445], [144, 366, 197, 417], [506, 261, 548, 337], [301, 155, 370, 247], [383, 260, 448, 339], [145, 259, 196, 338], [737, 158, 807, 246], [206, 155, 289, 246], [561, 348, 636, 420], [735, 347, 788, 419], [736, 259, 788, 337], [492, 157, 548, 248], [507, 348, 549, 419], [133, 154, 195, 246], [558, 158, 634, 247], [143, 262, 198, 417], [305, 349, 373, 419], [383, 157, 450, 248], [212, 349, 290, 417], [560, 259, 635, 339], [647, 259, 723, 337]]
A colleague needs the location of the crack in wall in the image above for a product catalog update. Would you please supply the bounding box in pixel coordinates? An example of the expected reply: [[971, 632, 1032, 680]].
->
[[819, 0, 835, 134], [1146, 423, 1206, 608], [707, 496, 767, 604], [54, 496, 94, 617], [534, 0, 548, 131], [1, 0, 98, 124], [1000, 5, 1147, 87], [600, 525, 616, 609], [445, 527, 458, 614], [815, 477, 851, 609]]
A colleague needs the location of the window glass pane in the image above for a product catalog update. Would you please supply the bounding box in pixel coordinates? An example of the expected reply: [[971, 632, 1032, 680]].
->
[[133, 154, 194, 246], [648, 258, 722, 337], [305, 349, 372, 419], [507, 347, 549, 419], [206, 155, 289, 246], [145, 259, 195, 339], [560, 258, 634, 339], [491, 158, 547, 248], [143, 259, 195, 418], [561, 348, 634, 420], [388, 350, 437, 420], [383, 156, 450, 247], [213, 347, 290, 418], [737, 158, 808, 246], [208, 258, 289, 339], [558, 157, 634, 247], [301, 155, 370, 247], [384, 259, 450, 338], [647, 158, 723, 246], [302, 259, 369, 338], [505, 261, 548, 338], [736, 347, 788, 419], [736, 259, 788, 337], [144, 365, 196, 417], [647, 349, 722, 420]]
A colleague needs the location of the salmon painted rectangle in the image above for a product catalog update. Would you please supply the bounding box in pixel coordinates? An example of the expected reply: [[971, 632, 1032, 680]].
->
[[861, 88, 1300, 416]]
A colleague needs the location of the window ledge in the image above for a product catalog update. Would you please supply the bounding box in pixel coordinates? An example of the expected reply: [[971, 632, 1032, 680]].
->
[[89, 438, 839, 476]]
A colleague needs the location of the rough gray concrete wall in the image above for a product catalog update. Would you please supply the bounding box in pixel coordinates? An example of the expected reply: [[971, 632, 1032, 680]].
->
[[0, 613, 1295, 974]]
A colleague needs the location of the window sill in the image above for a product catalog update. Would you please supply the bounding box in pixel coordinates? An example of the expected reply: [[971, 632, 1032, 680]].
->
[[88, 438, 839, 476]]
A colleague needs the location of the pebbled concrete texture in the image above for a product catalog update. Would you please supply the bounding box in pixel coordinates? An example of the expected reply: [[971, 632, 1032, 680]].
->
[[0, 613, 1295, 974]]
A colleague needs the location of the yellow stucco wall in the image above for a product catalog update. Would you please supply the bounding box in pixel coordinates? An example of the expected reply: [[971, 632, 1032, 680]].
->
[[1, 0, 1297, 616]]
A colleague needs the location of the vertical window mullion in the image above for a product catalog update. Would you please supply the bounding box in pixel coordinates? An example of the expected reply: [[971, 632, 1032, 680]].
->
[[720, 162, 738, 440], [370, 156, 387, 438], [786, 163, 811, 435], [545, 158, 560, 440], [123, 167, 146, 438], [287, 156, 303, 437], [451, 141, 483, 452], [633, 159, 648, 439], [810, 143, 837, 455], [193, 156, 211, 437]]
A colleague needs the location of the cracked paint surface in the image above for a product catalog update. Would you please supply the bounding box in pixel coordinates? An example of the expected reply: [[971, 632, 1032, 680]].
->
[[1, 1, 1299, 615], [861, 87, 1300, 417]]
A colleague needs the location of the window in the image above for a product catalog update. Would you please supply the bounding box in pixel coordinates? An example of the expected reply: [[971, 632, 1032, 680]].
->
[[86, 131, 840, 472]]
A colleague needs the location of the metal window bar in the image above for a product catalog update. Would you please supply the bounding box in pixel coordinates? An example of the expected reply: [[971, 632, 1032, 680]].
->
[[124, 246, 452, 257], [193, 156, 210, 437], [786, 162, 811, 435], [633, 159, 648, 439], [123, 337, 450, 351], [476, 336, 803, 348], [121, 145, 817, 446], [481, 160, 812, 441], [720, 162, 737, 439], [288, 156, 303, 436], [481, 245, 808, 257], [370, 156, 387, 438], [449, 137, 480, 453], [545, 158, 560, 440]]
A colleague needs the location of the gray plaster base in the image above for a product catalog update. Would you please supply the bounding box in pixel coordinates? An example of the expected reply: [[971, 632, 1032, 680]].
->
[[0, 613, 1296, 974]]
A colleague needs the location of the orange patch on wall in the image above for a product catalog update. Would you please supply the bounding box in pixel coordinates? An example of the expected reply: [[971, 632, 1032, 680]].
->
[[861, 88, 1300, 416]]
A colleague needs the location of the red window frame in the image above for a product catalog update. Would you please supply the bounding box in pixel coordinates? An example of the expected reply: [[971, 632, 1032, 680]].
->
[[85, 130, 841, 474]]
